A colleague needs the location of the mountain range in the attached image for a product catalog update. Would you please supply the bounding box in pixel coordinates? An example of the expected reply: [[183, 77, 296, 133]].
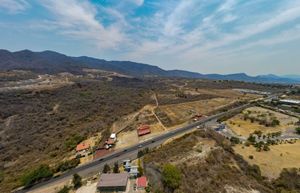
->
[[0, 49, 299, 84]]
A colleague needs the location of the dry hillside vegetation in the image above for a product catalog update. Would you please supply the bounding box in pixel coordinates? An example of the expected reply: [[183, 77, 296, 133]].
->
[[226, 106, 298, 137], [0, 78, 153, 191], [144, 130, 275, 193], [157, 98, 237, 126], [234, 141, 300, 178]]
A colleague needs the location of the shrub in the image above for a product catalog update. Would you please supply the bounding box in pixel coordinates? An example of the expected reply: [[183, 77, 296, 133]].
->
[[249, 155, 254, 159], [57, 186, 70, 193], [0, 170, 3, 183], [113, 162, 120, 173], [102, 164, 111, 173], [246, 164, 262, 181], [64, 134, 84, 150], [55, 159, 80, 173], [273, 168, 300, 192], [21, 164, 53, 187], [271, 119, 280, 127], [295, 127, 300, 135], [247, 134, 256, 144], [263, 144, 270, 151], [138, 159, 144, 177], [72, 173, 82, 189], [162, 164, 181, 192], [230, 137, 240, 145]]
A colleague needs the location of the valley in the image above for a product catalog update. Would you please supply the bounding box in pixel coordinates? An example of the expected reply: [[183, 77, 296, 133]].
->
[[0, 60, 299, 193]]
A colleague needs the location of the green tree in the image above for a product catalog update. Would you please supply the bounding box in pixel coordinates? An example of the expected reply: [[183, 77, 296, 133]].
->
[[247, 134, 256, 144], [263, 144, 270, 151], [138, 159, 144, 177], [64, 134, 84, 151], [102, 164, 110, 173], [230, 136, 240, 144], [271, 119, 280, 127], [72, 173, 82, 189], [113, 162, 120, 173], [162, 164, 181, 192], [0, 170, 4, 183], [295, 127, 300, 135], [21, 164, 53, 187], [55, 159, 80, 173]]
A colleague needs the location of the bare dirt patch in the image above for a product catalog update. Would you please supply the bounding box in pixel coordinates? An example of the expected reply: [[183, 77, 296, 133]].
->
[[234, 141, 300, 178], [158, 98, 237, 126]]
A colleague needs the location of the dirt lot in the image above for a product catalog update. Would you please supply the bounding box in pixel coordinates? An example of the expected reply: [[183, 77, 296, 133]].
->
[[226, 106, 298, 137], [115, 122, 165, 150], [158, 98, 237, 126], [234, 140, 300, 178], [187, 88, 260, 100]]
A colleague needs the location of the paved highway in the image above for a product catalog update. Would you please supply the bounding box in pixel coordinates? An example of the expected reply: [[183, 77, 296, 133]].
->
[[17, 103, 251, 193]]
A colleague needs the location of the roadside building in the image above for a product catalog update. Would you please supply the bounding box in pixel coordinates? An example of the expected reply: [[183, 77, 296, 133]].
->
[[105, 138, 116, 149], [105, 133, 117, 149], [136, 176, 148, 190], [137, 125, 151, 136], [97, 173, 129, 192], [110, 133, 117, 141], [193, 114, 204, 121], [76, 142, 90, 152], [76, 142, 90, 157]]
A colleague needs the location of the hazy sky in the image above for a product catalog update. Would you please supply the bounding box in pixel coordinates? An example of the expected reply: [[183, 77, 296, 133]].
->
[[0, 0, 300, 75]]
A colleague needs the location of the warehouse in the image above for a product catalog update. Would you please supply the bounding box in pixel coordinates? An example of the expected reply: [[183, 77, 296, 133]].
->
[[97, 173, 129, 192]]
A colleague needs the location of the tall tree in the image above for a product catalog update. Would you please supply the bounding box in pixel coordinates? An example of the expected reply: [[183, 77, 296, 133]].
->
[[72, 173, 82, 189], [113, 162, 120, 173], [102, 164, 111, 173]]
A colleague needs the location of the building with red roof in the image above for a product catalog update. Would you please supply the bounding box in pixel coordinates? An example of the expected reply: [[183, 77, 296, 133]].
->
[[137, 125, 151, 136], [136, 176, 148, 189], [76, 142, 90, 152]]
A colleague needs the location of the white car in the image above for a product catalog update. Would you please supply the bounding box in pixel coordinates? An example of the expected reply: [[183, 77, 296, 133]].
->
[[196, 126, 201, 129]]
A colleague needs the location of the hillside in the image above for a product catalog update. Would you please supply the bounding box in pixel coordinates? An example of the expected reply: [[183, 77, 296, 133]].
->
[[0, 77, 153, 191], [143, 130, 300, 193], [0, 49, 299, 84]]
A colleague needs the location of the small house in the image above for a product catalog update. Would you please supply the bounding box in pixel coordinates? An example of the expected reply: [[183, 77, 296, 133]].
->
[[136, 176, 148, 189], [137, 125, 151, 136], [110, 133, 117, 141]]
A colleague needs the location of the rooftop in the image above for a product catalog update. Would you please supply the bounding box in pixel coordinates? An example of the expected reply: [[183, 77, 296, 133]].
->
[[97, 173, 129, 188], [76, 142, 90, 152], [110, 133, 116, 139], [279, 99, 300, 104], [138, 125, 150, 131], [106, 138, 115, 145], [137, 125, 151, 136], [137, 176, 147, 188]]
